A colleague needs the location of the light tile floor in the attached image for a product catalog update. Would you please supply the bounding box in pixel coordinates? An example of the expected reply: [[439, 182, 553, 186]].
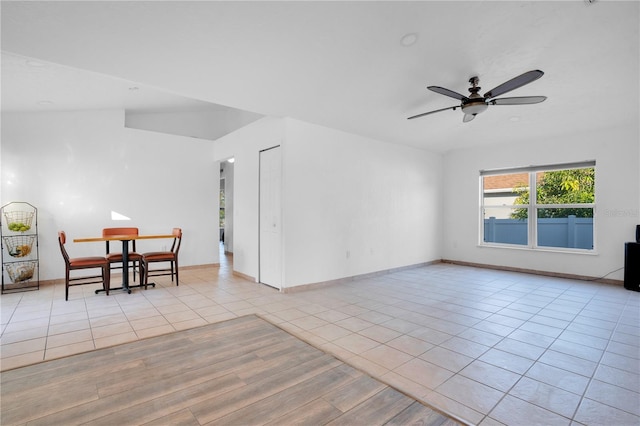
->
[[1, 253, 639, 426]]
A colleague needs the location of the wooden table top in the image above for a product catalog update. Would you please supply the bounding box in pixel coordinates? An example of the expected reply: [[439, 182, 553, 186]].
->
[[73, 234, 175, 243]]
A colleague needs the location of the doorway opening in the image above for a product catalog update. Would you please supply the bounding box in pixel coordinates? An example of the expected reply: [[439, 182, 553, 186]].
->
[[220, 158, 234, 271]]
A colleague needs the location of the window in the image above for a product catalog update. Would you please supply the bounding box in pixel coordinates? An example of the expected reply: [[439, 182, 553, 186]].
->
[[481, 161, 595, 251]]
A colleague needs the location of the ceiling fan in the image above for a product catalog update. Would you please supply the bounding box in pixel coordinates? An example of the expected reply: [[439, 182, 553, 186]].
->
[[408, 70, 547, 123]]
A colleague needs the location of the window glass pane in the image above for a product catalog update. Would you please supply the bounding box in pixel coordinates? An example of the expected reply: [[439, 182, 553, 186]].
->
[[483, 173, 529, 206], [536, 167, 595, 204], [537, 208, 594, 249], [219, 186, 225, 228], [483, 208, 528, 245], [481, 164, 595, 250]]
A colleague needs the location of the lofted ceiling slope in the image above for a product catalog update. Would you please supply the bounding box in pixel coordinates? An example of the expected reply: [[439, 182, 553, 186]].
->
[[1, 1, 638, 152]]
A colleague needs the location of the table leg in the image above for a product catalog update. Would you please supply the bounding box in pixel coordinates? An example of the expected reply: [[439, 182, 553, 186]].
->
[[115, 239, 155, 293], [94, 237, 156, 295], [96, 239, 132, 294], [121, 239, 130, 292]]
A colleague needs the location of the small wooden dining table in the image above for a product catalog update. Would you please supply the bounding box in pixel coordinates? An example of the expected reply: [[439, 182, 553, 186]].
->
[[74, 233, 175, 294]]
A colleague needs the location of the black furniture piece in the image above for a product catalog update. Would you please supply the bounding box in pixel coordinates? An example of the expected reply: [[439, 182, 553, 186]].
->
[[624, 242, 640, 292]]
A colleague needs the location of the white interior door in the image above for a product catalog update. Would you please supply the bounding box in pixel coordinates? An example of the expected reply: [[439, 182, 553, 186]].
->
[[259, 146, 282, 289]]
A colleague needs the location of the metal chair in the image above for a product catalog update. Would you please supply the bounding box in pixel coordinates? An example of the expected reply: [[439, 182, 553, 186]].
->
[[102, 227, 142, 283], [58, 231, 110, 301], [141, 228, 182, 288]]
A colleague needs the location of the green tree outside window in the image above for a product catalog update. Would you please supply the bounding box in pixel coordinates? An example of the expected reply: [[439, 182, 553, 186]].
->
[[219, 187, 226, 227], [511, 167, 595, 219]]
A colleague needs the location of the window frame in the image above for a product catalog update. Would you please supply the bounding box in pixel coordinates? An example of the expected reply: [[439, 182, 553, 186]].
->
[[479, 161, 596, 253]]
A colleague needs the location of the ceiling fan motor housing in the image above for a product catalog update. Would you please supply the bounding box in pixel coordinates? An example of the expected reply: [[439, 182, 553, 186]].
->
[[462, 77, 488, 115]]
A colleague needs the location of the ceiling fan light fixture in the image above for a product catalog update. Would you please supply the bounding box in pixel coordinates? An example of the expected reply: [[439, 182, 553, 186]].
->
[[461, 100, 488, 115]]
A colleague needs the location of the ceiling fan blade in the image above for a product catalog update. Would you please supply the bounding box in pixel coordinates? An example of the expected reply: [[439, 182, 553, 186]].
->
[[463, 114, 475, 123], [428, 86, 469, 101], [490, 96, 547, 105], [483, 70, 544, 99], [407, 105, 458, 120]]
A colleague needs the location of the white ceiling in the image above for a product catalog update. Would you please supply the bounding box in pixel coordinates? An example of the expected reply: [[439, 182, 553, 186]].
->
[[1, 1, 638, 153], [1, 51, 243, 114]]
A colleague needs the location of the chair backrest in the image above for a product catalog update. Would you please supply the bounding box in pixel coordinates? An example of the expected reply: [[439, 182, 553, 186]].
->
[[58, 231, 70, 265], [102, 227, 139, 253], [170, 228, 182, 255], [102, 227, 139, 237]]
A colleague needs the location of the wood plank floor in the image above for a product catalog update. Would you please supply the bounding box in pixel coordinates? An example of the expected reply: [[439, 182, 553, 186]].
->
[[0, 315, 462, 426]]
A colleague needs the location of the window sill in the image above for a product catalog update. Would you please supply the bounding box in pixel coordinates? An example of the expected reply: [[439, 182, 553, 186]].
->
[[478, 243, 598, 255]]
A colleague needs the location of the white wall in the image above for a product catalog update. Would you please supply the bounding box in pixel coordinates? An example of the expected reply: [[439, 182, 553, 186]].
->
[[1, 110, 219, 282], [442, 124, 640, 281], [125, 108, 262, 141], [212, 116, 286, 280], [213, 116, 443, 289], [282, 119, 443, 288]]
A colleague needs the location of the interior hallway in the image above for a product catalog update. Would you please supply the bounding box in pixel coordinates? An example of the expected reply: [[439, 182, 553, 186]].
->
[[1, 251, 638, 425]]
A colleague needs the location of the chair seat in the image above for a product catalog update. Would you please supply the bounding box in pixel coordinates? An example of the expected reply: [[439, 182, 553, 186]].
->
[[106, 252, 143, 262], [69, 257, 109, 267], [141, 228, 182, 288], [142, 252, 174, 261]]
